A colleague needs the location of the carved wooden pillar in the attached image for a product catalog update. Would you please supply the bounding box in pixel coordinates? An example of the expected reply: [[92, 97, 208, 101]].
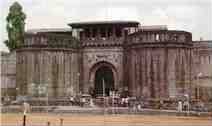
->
[[147, 32, 150, 42], [81, 30, 85, 40], [89, 28, 93, 40], [121, 28, 125, 38], [112, 27, 116, 39], [105, 28, 108, 38], [165, 33, 169, 41], [160, 33, 164, 41], [97, 28, 100, 40], [152, 33, 155, 42], [143, 33, 147, 42]]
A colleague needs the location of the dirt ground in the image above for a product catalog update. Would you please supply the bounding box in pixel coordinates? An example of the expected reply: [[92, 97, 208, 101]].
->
[[1, 113, 212, 126]]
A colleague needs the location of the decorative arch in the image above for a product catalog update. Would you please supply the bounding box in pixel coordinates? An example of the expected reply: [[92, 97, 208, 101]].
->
[[89, 61, 118, 96]]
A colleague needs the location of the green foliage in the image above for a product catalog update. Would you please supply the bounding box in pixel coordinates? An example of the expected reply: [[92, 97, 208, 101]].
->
[[5, 2, 26, 51]]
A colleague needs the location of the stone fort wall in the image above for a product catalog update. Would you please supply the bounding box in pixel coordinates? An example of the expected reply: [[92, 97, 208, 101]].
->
[[15, 33, 80, 98], [193, 41, 212, 101], [125, 30, 194, 99], [1, 27, 212, 101], [0, 51, 16, 98]]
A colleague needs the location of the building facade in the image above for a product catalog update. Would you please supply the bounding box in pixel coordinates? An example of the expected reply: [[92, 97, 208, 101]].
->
[[1, 21, 212, 101], [1, 52, 16, 98]]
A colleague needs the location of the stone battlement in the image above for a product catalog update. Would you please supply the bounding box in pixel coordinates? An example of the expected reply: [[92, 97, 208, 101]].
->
[[127, 30, 192, 45], [22, 33, 80, 49]]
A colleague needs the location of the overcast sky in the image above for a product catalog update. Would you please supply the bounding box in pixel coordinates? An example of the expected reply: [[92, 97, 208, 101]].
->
[[1, 0, 212, 51]]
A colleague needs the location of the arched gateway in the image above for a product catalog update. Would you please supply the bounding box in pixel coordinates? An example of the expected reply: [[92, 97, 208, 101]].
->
[[12, 20, 211, 102], [89, 62, 117, 96]]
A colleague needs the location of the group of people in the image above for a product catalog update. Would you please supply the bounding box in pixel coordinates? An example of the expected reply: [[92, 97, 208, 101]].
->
[[69, 95, 88, 107], [177, 100, 190, 112]]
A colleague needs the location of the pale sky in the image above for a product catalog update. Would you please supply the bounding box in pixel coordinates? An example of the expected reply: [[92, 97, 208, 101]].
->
[[1, 0, 212, 51]]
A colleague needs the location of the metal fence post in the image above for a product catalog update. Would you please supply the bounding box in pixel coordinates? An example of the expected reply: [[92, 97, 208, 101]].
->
[[23, 114, 26, 126], [60, 118, 63, 126]]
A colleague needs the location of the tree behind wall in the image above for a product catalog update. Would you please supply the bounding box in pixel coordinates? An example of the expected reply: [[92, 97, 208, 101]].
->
[[4, 2, 26, 51]]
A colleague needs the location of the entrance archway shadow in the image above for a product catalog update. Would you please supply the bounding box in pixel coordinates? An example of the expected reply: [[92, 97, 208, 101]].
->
[[95, 66, 114, 96], [89, 61, 118, 97]]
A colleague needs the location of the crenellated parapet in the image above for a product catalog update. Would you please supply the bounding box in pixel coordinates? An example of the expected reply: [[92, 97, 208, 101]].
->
[[126, 30, 192, 48], [21, 33, 80, 49]]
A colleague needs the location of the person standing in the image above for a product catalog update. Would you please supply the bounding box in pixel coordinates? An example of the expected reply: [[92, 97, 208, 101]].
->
[[178, 100, 183, 113], [21, 101, 30, 126]]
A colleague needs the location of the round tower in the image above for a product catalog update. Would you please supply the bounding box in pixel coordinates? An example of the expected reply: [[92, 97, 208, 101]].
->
[[16, 31, 81, 98], [125, 27, 193, 99]]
